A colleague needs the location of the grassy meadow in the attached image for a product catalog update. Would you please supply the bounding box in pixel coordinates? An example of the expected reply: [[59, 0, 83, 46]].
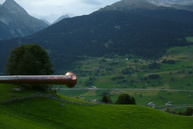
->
[[0, 83, 193, 129]]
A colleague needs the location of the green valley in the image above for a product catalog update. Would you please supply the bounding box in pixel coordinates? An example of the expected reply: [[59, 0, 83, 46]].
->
[[56, 45, 193, 108]]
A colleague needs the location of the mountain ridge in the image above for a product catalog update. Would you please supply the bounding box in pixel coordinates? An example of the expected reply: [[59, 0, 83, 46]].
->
[[53, 15, 70, 24], [146, 0, 193, 12], [0, 0, 48, 40], [99, 0, 160, 11], [0, 0, 193, 72], [147, 0, 193, 6], [2, 0, 28, 16]]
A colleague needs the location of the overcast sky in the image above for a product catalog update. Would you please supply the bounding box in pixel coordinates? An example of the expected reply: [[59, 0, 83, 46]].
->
[[0, 0, 120, 23]]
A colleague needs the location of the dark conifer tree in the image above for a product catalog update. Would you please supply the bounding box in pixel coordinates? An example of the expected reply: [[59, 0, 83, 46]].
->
[[130, 96, 136, 105], [102, 95, 109, 103]]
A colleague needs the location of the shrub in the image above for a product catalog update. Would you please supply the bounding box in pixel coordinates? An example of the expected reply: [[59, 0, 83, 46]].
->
[[115, 93, 136, 105], [121, 68, 131, 75], [148, 74, 161, 79], [162, 59, 176, 64], [186, 107, 193, 116], [148, 62, 160, 69], [102, 95, 112, 104], [102, 95, 108, 103]]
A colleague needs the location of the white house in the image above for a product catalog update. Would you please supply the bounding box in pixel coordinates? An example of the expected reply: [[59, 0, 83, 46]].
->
[[165, 101, 172, 106]]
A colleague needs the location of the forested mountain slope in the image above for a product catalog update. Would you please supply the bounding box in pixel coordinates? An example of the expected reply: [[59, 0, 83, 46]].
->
[[0, 0, 193, 72]]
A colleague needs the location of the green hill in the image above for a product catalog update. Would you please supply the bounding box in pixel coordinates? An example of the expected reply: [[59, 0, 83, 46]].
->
[[0, 84, 193, 129]]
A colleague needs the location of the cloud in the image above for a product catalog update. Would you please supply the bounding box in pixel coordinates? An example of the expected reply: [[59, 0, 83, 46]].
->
[[81, 0, 102, 5], [0, 0, 120, 23], [0, 0, 5, 4]]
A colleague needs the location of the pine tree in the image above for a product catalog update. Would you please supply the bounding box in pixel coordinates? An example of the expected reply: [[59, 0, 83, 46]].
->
[[107, 95, 112, 104], [102, 95, 109, 103], [130, 96, 136, 105], [186, 107, 193, 116]]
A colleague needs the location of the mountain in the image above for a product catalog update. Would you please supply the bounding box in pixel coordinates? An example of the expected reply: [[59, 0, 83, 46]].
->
[[0, 0, 193, 73], [172, 4, 193, 12], [41, 19, 51, 26], [147, 0, 193, 6], [99, 0, 160, 11], [2, 0, 29, 16], [146, 0, 193, 12], [0, 5, 15, 40], [101, 0, 193, 12], [53, 15, 70, 24], [0, 0, 48, 40]]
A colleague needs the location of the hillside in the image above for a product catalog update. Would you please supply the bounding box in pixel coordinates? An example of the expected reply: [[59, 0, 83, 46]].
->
[[0, 5, 14, 40], [54, 45, 193, 108], [0, 0, 193, 72], [0, 0, 48, 40], [0, 84, 193, 129]]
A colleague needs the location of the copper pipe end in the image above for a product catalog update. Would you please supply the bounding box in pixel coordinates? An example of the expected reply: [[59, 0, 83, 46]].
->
[[65, 72, 77, 88]]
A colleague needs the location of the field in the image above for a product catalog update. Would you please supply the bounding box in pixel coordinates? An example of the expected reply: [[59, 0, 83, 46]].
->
[[186, 36, 193, 43], [56, 46, 193, 108], [0, 84, 193, 129], [58, 89, 193, 108]]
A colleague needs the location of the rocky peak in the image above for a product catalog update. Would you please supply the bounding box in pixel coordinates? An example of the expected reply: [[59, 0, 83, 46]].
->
[[2, 0, 28, 16], [0, 0, 48, 40], [100, 0, 159, 11], [53, 15, 70, 24]]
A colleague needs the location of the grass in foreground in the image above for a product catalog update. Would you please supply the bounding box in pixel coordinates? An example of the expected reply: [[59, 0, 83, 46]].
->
[[0, 84, 193, 129], [1, 98, 193, 129]]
